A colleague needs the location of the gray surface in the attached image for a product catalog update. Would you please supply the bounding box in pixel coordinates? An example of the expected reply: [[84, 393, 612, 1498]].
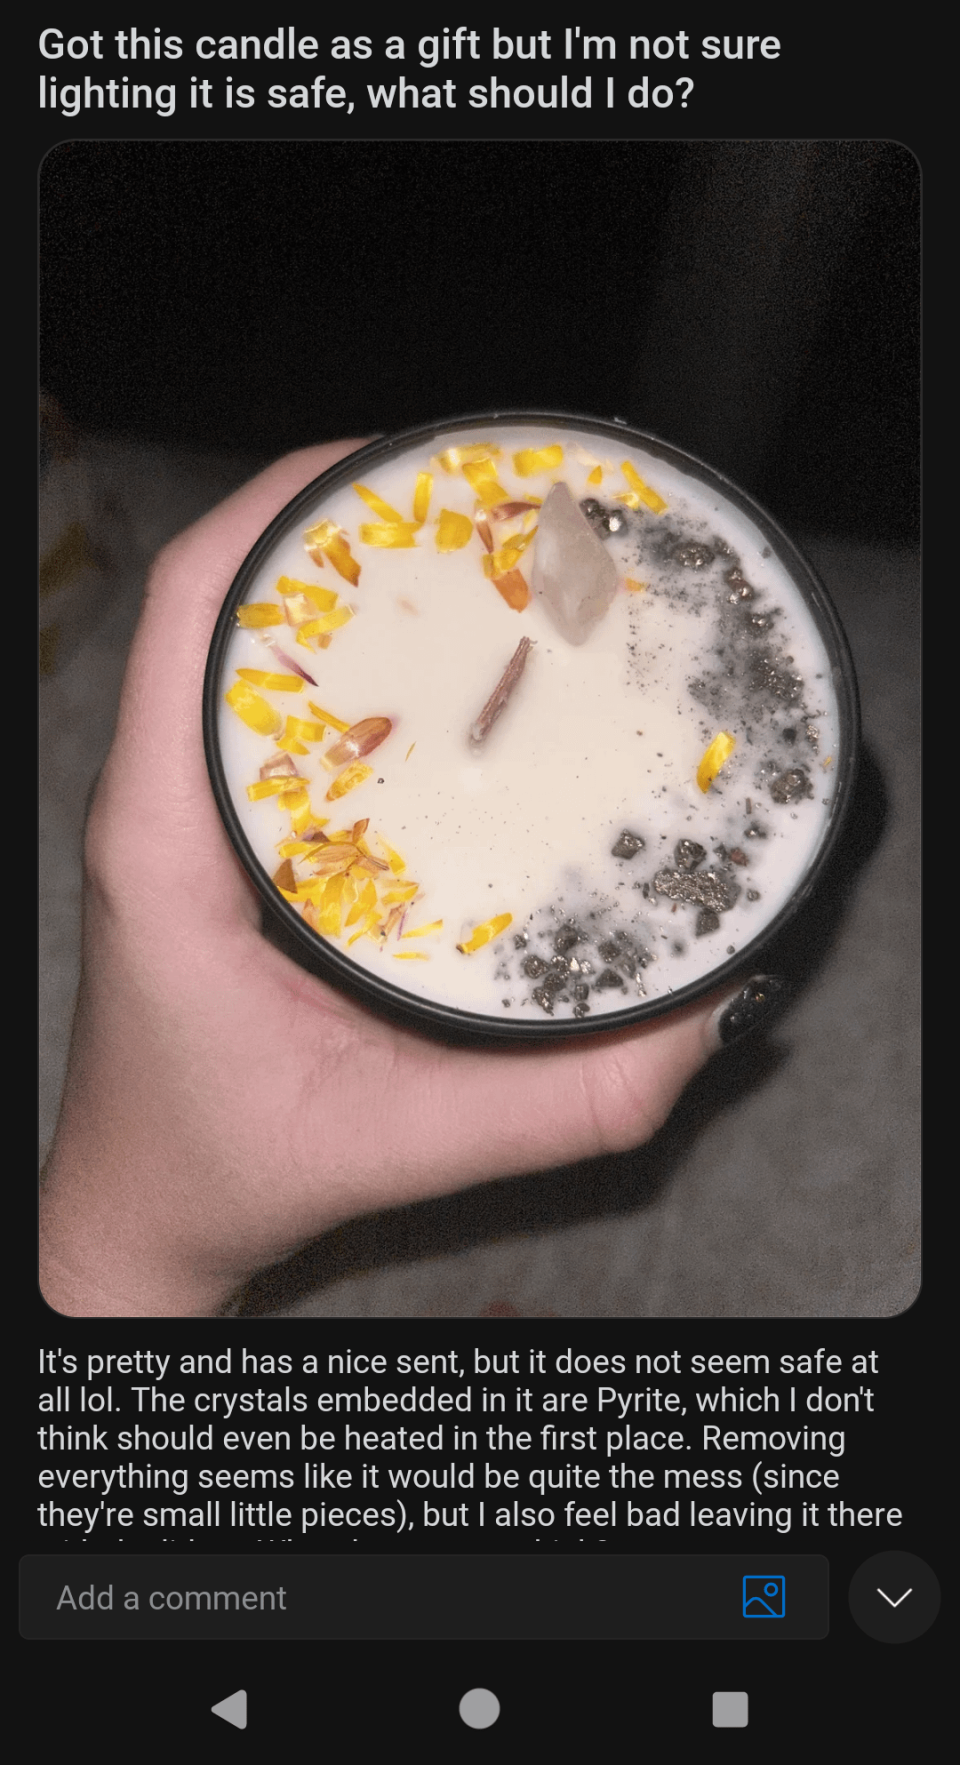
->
[[39, 442, 920, 1319]]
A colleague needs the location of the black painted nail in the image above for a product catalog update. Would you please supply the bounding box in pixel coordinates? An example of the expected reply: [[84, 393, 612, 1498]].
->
[[714, 974, 788, 1045]]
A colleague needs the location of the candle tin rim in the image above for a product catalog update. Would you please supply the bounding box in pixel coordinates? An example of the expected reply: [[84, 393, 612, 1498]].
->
[[203, 410, 860, 1044]]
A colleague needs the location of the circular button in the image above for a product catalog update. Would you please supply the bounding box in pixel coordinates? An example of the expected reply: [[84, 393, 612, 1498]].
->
[[459, 1688, 501, 1729], [848, 1551, 940, 1643]]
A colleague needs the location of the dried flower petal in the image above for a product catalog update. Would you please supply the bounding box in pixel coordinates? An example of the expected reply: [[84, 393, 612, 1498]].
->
[[463, 458, 509, 507], [485, 500, 541, 520], [236, 668, 304, 692], [493, 569, 531, 612], [436, 444, 501, 473], [482, 529, 537, 579], [283, 592, 319, 628], [272, 858, 296, 893], [513, 445, 563, 476], [457, 912, 513, 954], [237, 603, 284, 628], [393, 951, 430, 960], [413, 472, 433, 524], [436, 509, 473, 552], [621, 461, 667, 513], [262, 641, 318, 684], [225, 682, 283, 736], [401, 919, 443, 938], [276, 575, 339, 611], [298, 607, 354, 637], [325, 717, 393, 766], [378, 837, 406, 874], [304, 520, 361, 586], [326, 762, 373, 801], [259, 752, 299, 781], [353, 482, 405, 524], [307, 701, 350, 733], [586, 465, 602, 486], [696, 730, 737, 792], [359, 522, 421, 548], [247, 776, 301, 801]]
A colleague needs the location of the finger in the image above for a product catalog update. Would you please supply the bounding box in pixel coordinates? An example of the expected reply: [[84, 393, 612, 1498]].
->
[[89, 442, 368, 896]]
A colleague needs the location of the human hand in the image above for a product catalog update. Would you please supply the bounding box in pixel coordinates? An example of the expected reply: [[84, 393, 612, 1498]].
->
[[41, 442, 771, 1317]]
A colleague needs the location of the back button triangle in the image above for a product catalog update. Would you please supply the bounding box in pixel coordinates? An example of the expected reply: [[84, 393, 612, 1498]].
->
[[212, 1690, 247, 1730]]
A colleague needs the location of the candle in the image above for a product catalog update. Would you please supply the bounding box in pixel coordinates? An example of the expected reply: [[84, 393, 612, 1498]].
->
[[205, 416, 857, 1038]]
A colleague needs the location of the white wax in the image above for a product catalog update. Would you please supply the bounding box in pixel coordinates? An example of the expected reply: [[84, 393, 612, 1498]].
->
[[216, 423, 841, 1024]]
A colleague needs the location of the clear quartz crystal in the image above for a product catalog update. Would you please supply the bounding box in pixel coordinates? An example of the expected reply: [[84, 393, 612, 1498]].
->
[[530, 482, 619, 644]]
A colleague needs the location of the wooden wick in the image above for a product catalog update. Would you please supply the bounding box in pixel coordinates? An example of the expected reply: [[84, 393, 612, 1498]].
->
[[468, 637, 534, 746]]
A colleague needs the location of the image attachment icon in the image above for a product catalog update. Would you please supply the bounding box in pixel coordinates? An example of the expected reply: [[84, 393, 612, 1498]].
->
[[743, 1575, 786, 1618]]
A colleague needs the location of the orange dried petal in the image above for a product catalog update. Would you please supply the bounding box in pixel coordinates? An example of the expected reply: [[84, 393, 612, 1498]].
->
[[492, 569, 530, 612]]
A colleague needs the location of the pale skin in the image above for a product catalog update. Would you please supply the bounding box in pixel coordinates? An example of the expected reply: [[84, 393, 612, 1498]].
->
[[41, 441, 741, 1317]]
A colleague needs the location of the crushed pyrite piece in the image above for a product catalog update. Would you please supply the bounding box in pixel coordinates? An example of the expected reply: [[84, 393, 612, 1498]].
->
[[612, 829, 645, 859], [532, 482, 619, 645], [725, 566, 755, 600], [770, 766, 814, 803], [674, 838, 706, 872], [672, 539, 714, 568], [579, 497, 629, 538], [595, 968, 626, 990], [553, 924, 582, 955], [695, 908, 721, 936], [522, 955, 547, 978], [748, 649, 804, 703], [654, 867, 741, 912]]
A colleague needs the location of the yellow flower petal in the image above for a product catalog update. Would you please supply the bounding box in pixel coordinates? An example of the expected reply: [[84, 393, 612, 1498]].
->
[[456, 912, 512, 954], [436, 509, 473, 552], [225, 682, 282, 736], [237, 603, 284, 628], [513, 445, 563, 476], [622, 461, 667, 513], [696, 731, 737, 792]]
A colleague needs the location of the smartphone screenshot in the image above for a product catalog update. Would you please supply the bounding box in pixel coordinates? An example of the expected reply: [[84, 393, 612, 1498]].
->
[[34, 28, 928, 1749]]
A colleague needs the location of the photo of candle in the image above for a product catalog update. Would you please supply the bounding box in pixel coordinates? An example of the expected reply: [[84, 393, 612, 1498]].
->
[[205, 413, 858, 1038]]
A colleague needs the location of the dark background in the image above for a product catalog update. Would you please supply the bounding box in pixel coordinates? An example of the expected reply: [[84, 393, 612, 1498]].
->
[[40, 139, 918, 545]]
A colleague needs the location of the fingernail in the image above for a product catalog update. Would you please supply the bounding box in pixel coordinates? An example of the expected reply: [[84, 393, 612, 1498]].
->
[[711, 974, 788, 1047]]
